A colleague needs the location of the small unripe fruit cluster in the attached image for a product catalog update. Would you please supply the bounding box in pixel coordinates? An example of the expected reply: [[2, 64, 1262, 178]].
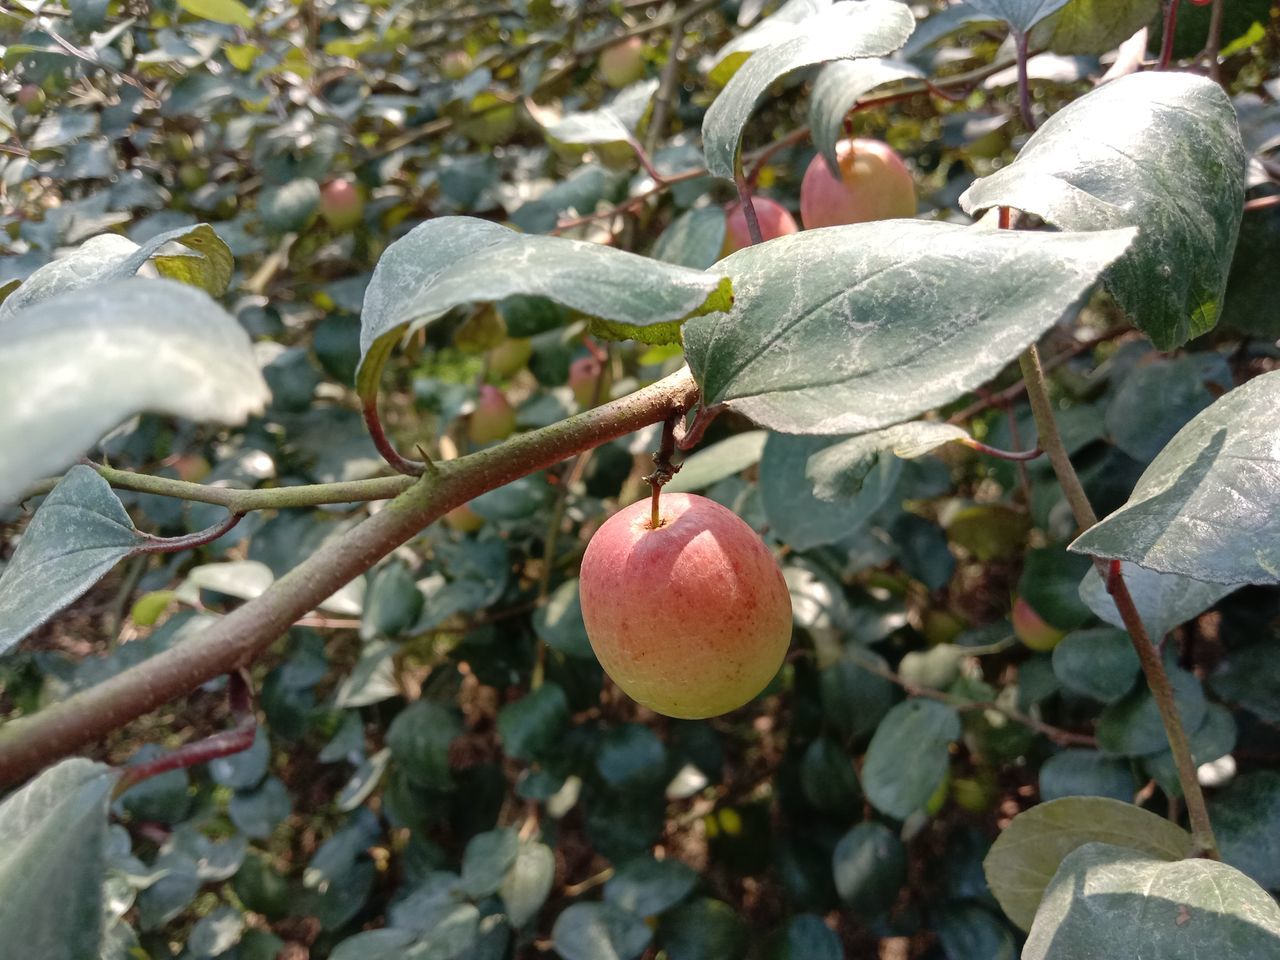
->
[[799, 138, 916, 229], [579, 493, 793, 718]]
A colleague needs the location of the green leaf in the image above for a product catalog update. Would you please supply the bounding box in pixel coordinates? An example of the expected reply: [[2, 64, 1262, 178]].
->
[[1039, 749, 1137, 802], [657, 898, 748, 960], [1017, 545, 1094, 631], [552, 902, 652, 960], [179, 0, 255, 28], [770, 915, 842, 960], [707, 0, 834, 87], [498, 683, 570, 762], [1210, 771, 1280, 891], [800, 736, 862, 813], [605, 857, 698, 918], [1023, 842, 1280, 958], [387, 700, 462, 789], [832, 822, 907, 917], [862, 698, 960, 820], [0, 223, 233, 317], [819, 651, 897, 739], [1050, 628, 1139, 704], [762, 432, 901, 551], [683, 222, 1134, 434], [963, 0, 1073, 32], [960, 72, 1245, 349], [983, 796, 1192, 931], [1096, 664, 1207, 757], [804, 422, 967, 500], [596, 724, 667, 789], [0, 278, 269, 509], [461, 828, 520, 898], [542, 79, 658, 148], [0, 467, 139, 655], [1105, 355, 1227, 464], [1030, 0, 1161, 55], [0, 758, 119, 959], [1078, 562, 1237, 640], [259, 177, 320, 233], [1069, 371, 1280, 585], [1210, 643, 1280, 724], [666, 430, 767, 493], [1142, 703, 1235, 799], [933, 903, 1017, 960], [809, 59, 922, 179], [500, 842, 556, 928], [533, 578, 593, 659], [357, 217, 730, 400], [650, 207, 727, 272], [701, 0, 915, 180]]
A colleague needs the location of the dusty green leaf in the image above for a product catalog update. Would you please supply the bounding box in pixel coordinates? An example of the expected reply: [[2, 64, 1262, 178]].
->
[[0, 278, 269, 509], [983, 796, 1192, 931], [961, 72, 1246, 349], [701, 0, 915, 180], [1030, 0, 1161, 55], [552, 902, 651, 960], [1070, 371, 1280, 584], [805, 422, 968, 501], [862, 698, 960, 820], [1023, 842, 1280, 958], [0, 758, 119, 959], [0, 466, 139, 655], [1078, 562, 1237, 640], [964, 0, 1073, 32], [809, 59, 923, 178], [357, 217, 730, 400], [684, 222, 1134, 434]]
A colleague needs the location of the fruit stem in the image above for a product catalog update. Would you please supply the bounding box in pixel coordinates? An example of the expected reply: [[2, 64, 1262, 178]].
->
[[644, 413, 682, 528], [1158, 0, 1181, 70]]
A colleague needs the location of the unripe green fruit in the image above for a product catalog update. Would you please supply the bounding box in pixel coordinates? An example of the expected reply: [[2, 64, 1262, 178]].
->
[[579, 493, 793, 718], [799, 138, 916, 230], [487, 337, 533, 379], [598, 36, 646, 88], [441, 49, 473, 80], [444, 503, 486, 533], [319, 177, 364, 232], [1012, 596, 1066, 652], [16, 84, 45, 113], [167, 131, 195, 161], [720, 197, 799, 257], [468, 384, 516, 445], [454, 305, 507, 353], [178, 163, 208, 190]]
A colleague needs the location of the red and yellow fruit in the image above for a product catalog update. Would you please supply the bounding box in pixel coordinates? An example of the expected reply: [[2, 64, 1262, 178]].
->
[[579, 493, 793, 719], [1012, 596, 1066, 652], [721, 197, 799, 257], [468, 385, 516, 445], [598, 36, 646, 88], [799, 138, 916, 229], [319, 177, 364, 232]]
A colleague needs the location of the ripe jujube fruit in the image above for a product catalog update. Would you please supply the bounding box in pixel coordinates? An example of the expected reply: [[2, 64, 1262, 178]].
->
[[799, 138, 916, 229], [721, 197, 799, 256], [598, 36, 646, 88], [469, 385, 516, 445], [319, 177, 364, 232], [579, 493, 793, 719]]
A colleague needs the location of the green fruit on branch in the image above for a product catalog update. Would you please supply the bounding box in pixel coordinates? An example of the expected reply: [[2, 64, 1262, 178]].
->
[[721, 197, 799, 256], [468, 384, 517, 445], [319, 177, 364, 232], [799, 138, 916, 229], [598, 36, 646, 88], [579, 492, 793, 719]]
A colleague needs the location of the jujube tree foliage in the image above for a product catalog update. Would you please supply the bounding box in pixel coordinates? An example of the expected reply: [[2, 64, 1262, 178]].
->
[[1, 0, 1279, 958]]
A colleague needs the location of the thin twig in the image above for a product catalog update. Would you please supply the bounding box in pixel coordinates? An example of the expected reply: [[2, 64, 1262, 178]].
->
[[1014, 30, 1037, 131], [363, 399, 429, 477], [1158, 0, 1181, 70], [132, 512, 243, 555]]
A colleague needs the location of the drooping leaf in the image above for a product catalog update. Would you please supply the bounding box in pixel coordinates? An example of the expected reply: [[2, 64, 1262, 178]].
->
[[706, 0, 837, 87], [1029, 0, 1160, 55], [862, 698, 960, 820], [500, 842, 556, 928], [0, 467, 140, 655], [761, 432, 901, 551], [0, 759, 119, 959], [0, 223, 233, 318], [1096, 664, 1207, 757], [683, 222, 1134, 434], [961, 72, 1246, 349], [983, 796, 1192, 931], [357, 217, 730, 400], [963, 0, 1073, 33], [650, 207, 727, 271], [1078, 561, 1237, 640], [605, 857, 698, 918], [804, 422, 968, 500], [809, 58, 923, 178], [832, 821, 907, 918], [1209, 771, 1280, 891], [1050, 628, 1139, 704], [541, 79, 659, 149], [701, 0, 916, 180], [1022, 842, 1280, 958], [0, 278, 269, 509], [1071, 371, 1280, 584], [1038, 749, 1138, 802]]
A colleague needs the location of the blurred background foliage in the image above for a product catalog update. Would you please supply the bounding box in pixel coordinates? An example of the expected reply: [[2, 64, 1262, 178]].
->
[[1, 0, 1279, 957]]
